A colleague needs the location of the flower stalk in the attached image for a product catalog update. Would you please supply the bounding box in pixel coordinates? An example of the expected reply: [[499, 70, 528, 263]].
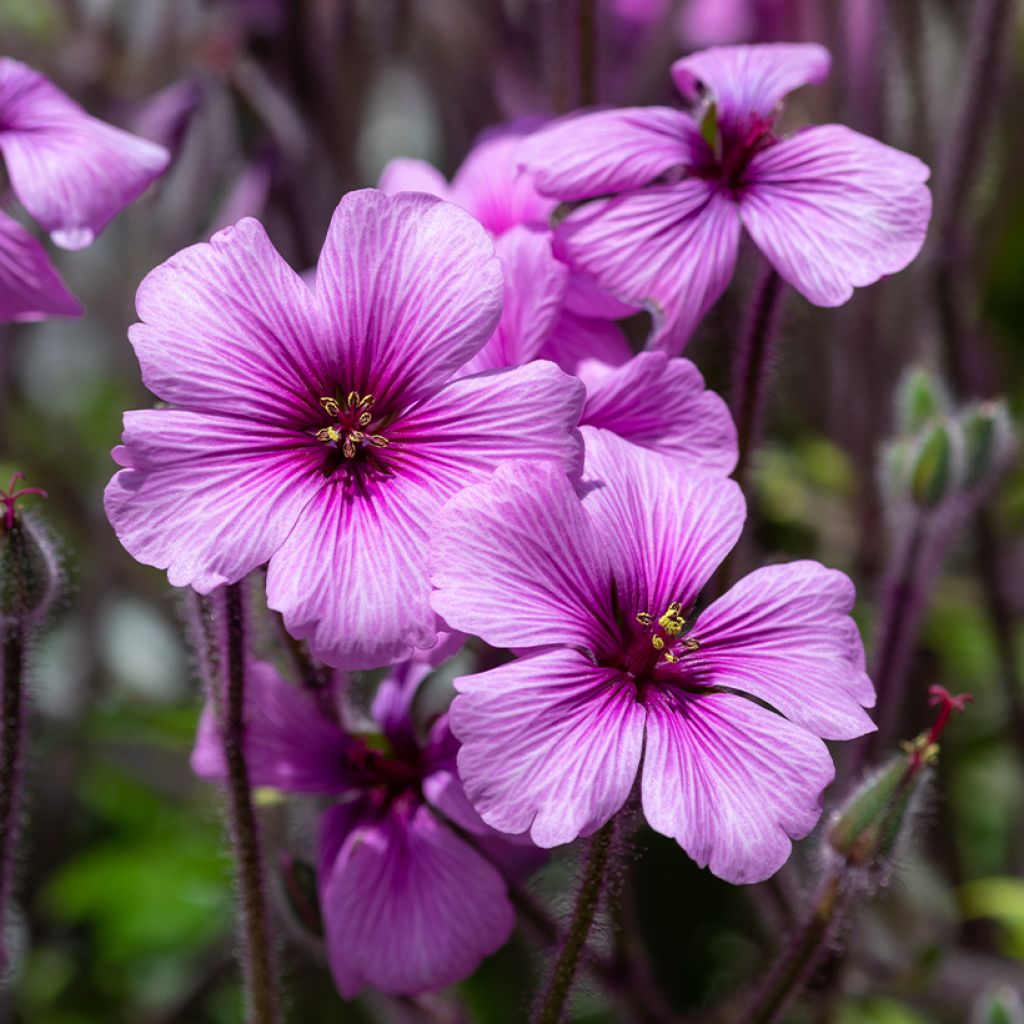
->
[[0, 619, 25, 971], [535, 818, 616, 1024]]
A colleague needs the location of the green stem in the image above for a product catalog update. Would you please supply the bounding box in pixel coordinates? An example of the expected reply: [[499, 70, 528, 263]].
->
[[535, 820, 616, 1024]]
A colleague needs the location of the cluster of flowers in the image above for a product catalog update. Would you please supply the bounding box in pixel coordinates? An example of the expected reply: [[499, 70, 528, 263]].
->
[[98, 44, 930, 998]]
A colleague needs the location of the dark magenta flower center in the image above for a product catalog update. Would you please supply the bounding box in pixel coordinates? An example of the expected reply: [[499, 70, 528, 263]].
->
[[313, 391, 396, 480], [692, 112, 778, 192], [343, 734, 423, 802]]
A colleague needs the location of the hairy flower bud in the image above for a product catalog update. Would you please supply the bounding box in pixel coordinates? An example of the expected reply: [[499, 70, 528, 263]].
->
[[973, 986, 1024, 1024], [897, 365, 949, 435], [0, 475, 57, 624], [909, 421, 959, 509], [961, 400, 1015, 490]]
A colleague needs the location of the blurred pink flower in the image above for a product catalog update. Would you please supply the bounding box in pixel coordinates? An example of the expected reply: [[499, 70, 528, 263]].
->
[[521, 43, 932, 353], [431, 428, 876, 883], [105, 190, 584, 669], [193, 660, 517, 997]]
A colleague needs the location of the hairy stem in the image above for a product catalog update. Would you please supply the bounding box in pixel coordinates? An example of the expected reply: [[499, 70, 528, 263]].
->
[[577, 0, 597, 106], [535, 819, 615, 1024], [221, 584, 279, 1024], [0, 621, 25, 970]]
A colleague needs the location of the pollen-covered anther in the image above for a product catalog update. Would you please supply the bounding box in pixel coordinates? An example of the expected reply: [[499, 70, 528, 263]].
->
[[658, 601, 686, 637], [316, 392, 390, 459]]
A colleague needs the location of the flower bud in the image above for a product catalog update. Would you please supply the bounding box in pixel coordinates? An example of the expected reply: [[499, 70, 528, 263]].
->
[[909, 420, 959, 509], [897, 365, 948, 435], [961, 400, 1015, 489], [973, 986, 1024, 1024], [0, 475, 58, 624]]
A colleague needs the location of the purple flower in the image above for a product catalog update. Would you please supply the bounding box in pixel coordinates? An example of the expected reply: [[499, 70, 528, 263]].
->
[[381, 131, 736, 469], [0, 58, 168, 321], [193, 660, 517, 997], [430, 428, 875, 884], [521, 43, 932, 352], [105, 190, 584, 669]]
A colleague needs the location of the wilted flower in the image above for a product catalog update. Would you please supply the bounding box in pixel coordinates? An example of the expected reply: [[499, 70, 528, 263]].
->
[[192, 660, 517, 997], [105, 189, 584, 669], [521, 43, 932, 352], [0, 58, 169, 321], [432, 427, 875, 883]]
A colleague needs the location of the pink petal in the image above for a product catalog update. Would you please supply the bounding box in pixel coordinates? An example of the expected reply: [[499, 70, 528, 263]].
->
[[684, 561, 876, 739], [641, 687, 834, 883], [431, 460, 615, 652], [377, 157, 452, 200], [561, 266, 639, 320], [450, 126, 557, 236], [539, 310, 632, 390], [581, 426, 745, 620], [521, 107, 703, 202], [371, 660, 433, 748], [671, 43, 831, 135], [191, 661, 354, 792], [319, 801, 514, 997], [129, 217, 324, 425], [314, 190, 503, 409], [265, 473, 441, 671], [581, 352, 738, 469], [741, 124, 932, 306], [451, 648, 645, 847], [105, 409, 324, 592], [460, 226, 568, 375], [0, 210, 82, 321], [555, 180, 742, 354], [0, 58, 168, 249]]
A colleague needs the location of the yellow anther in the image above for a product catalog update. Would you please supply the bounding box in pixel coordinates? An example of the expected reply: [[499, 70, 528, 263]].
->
[[682, 638, 700, 652], [349, 430, 365, 442], [316, 426, 342, 443], [369, 435, 389, 448], [346, 391, 360, 409], [651, 636, 665, 651], [359, 411, 373, 427], [658, 601, 686, 637], [663, 651, 679, 664], [320, 397, 340, 416], [636, 612, 653, 626], [346, 392, 374, 411]]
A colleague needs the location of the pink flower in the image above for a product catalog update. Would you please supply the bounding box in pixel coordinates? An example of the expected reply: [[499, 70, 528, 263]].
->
[[105, 190, 585, 669], [521, 43, 932, 353], [0, 58, 168, 321], [193, 661, 516, 997], [431, 428, 876, 884], [381, 129, 736, 469]]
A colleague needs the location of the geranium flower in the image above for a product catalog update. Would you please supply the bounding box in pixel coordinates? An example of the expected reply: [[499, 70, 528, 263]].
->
[[431, 427, 875, 883], [193, 659, 517, 997], [0, 58, 168, 321], [520, 43, 932, 352], [105, 190, 584, 669], [381, 130, 736, 469]]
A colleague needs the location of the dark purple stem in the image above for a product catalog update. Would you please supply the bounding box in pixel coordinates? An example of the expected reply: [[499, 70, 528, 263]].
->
[[0, 620, 25, 972], [577, 0, 597, 106], [220, 584, 279, 1024]]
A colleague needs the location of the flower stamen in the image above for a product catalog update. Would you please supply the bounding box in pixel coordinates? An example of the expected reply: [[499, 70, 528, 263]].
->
[[316, 393, 390, 461]]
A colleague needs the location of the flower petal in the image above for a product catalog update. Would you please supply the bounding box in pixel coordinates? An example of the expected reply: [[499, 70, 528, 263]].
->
[[540, 311, 632, 391], [671, 43, 831, 135], [377, 157, 452, 199], [555, 180, 742, 354], [191, 661, 354, 793], [683, 561, 876, 739], [581, 352, 738, 470], [641, 687, 834, 883], [521, 107, 703, 201], [0, 210, 82, 322], [0, 58, 168, 249], [129, 217, 324, 424], [105, 409, 324, 592], [581, 426, 745, 619], [451, 648, 645, 847], [460, 226, 568, 375], [319, 801, 514, 997], [740, 124, 932, 306], [431, 459, 615, 652], [314, 190, 503, 408]]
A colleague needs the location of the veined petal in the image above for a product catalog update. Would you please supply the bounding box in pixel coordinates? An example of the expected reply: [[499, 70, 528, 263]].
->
[[377, 157, 452, 200], [539, 311, 632, 391], [581, 352, 738, 470], [451, 648, 645, 847], [130, 217, 325, 424], [460, 227, 568, 375], [555, 181, 742, 355], [104, 409, 324, 592], [521, 107, 704, 201], [431, 460, 615, 652], [683, 561, 876, 739], [319, 801, 514, 997], [191, 661, 355, 793], [581, 426, 745, 620], [0, 210, 82, 321], [741, 125, 932, 306], [314, 190, 503, 408], [671, 43, 831, 135], [642, 687, 834, 883], [0, 58, 168, 248], [265, 473, 442, 670]]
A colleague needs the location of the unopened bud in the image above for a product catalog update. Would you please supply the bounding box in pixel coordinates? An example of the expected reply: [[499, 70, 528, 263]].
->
[[910, 421, 959, 509], [0, 474, 57, 623], [896, 365, 948, 435], [973, 986, 1024, 1024], [961, 400, 1014, 489], [279, 855, 323, 938]]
